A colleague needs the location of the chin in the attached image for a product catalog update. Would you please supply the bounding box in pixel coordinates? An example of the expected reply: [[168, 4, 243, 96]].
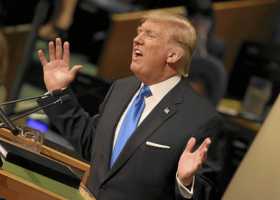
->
[[130, 62, 141, 75], [130, 65, 141, 78]]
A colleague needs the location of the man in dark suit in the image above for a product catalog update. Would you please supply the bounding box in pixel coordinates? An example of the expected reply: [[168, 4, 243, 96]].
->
[[38, 11, 221, 200]]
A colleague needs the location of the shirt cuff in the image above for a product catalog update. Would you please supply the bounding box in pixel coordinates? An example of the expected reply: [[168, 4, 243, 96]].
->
[[42, 88, 68, 98], [176, 172, 195, 199]]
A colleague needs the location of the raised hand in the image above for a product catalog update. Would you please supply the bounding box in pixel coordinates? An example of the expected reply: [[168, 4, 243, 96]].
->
[[177, 137, 211, 186], [38, 38, 82, 91]]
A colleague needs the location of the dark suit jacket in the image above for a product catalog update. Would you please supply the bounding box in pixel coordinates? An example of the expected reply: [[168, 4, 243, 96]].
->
[[39, 76, 221, 200]]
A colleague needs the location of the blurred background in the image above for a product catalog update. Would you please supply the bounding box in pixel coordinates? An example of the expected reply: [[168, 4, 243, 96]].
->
[[0, 0, 280, 199]]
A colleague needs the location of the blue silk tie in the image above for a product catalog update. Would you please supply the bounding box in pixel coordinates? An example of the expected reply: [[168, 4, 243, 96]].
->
[[110, 85, 152, 167]]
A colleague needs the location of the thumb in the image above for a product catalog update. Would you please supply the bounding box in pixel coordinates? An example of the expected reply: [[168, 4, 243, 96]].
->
[[70, 65, 83, 77]]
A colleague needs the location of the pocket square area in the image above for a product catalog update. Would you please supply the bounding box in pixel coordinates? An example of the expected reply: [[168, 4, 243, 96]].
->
[[145, 141, 171, 149]]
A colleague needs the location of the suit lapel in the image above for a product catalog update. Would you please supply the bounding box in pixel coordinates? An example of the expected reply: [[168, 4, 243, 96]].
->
[[102, 78, 186, 184]]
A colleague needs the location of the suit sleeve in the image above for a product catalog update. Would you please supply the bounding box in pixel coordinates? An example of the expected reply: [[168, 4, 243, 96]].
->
[[37, 83, 115, 161], [175, 115, 222, 200]]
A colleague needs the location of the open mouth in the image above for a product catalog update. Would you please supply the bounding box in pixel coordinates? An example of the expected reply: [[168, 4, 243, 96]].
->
[[133, 48, 143, 58]]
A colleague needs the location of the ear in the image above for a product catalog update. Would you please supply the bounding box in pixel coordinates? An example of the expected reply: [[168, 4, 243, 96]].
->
[[166, 47, 184, 65]]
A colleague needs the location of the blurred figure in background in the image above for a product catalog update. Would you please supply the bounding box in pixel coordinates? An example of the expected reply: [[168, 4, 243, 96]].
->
[[38, 0, 79, 41], [38, 0, 142, 63], [187, 0, 227, 106], [186, 0, 225, 61]]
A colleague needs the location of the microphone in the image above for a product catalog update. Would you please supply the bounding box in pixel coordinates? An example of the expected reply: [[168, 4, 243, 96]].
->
[[10, 94, 71, 122], [0, 94, 71, 134], [0, 89, 64, 107]]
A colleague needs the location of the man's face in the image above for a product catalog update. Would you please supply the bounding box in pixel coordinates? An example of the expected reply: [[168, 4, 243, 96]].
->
[[130, 20, 174, 84]]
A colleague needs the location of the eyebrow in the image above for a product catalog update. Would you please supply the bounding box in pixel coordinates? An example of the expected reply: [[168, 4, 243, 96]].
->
[[137, 27, 159, 37]]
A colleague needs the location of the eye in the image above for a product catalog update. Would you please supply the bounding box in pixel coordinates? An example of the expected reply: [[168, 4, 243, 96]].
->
[[146, 30, 156, 38], [137, 27, 143, 35]]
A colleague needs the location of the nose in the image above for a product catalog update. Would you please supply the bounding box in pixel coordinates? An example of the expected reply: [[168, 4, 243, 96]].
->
[[133, 32, 144, 45]]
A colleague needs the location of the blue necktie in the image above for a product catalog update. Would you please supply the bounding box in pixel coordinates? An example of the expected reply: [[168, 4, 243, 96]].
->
[[110, 85, 152, 167]]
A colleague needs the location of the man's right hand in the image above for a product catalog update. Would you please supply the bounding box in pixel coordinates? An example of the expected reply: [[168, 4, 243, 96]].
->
[[38, 38, 83, 91]]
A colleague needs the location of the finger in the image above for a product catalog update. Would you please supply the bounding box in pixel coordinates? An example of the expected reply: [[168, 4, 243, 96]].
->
[[185, 137, 196, 153], [198, 137, 211, 152], [70, 65, 83, 77], [202, 148, 208, 162], [38, 50, 48, 66], [55, 38, 62, 59], [63, 41, 70, 64], [49, 41, 55, 61]]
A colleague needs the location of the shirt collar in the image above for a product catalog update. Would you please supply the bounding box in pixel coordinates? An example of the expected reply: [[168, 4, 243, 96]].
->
[[141, 75, 181, 100]]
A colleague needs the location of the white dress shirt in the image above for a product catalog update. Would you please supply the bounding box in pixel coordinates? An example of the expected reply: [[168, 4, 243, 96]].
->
[[113, 75, 194, 199]]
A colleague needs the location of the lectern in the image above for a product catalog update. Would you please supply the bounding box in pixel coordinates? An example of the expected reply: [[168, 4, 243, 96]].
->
[[223, 95, 280, 200], [0, 128, 91, 200]]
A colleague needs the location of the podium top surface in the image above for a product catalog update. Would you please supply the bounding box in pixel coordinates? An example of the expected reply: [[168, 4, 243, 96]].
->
[[1, 160, 84, 200], [0, 128, 90, 172]]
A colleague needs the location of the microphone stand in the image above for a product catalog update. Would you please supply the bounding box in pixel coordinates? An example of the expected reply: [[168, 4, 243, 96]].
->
[[0, 107, 21, 135]]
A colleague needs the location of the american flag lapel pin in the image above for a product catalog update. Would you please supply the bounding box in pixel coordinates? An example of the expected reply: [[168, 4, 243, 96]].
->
[[164, 107, 170, 114]]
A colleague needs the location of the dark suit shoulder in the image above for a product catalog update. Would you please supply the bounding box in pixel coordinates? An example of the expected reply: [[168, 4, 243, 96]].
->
[[110, 76, 141, 96], [174, 80, 221, 142], [181, 78, 217, 115], [115, 76, 139, 86], [174, 79, 220, 137]]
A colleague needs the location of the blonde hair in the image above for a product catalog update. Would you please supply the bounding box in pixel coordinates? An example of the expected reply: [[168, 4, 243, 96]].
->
[[142, 11, 197, 76]]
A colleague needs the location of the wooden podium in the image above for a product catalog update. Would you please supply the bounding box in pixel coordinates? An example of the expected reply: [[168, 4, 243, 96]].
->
[[0, 128, 90, 200]]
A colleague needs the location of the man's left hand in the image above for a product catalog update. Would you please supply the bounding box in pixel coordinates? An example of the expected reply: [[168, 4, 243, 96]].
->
[[177, 137, 211, 186]]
